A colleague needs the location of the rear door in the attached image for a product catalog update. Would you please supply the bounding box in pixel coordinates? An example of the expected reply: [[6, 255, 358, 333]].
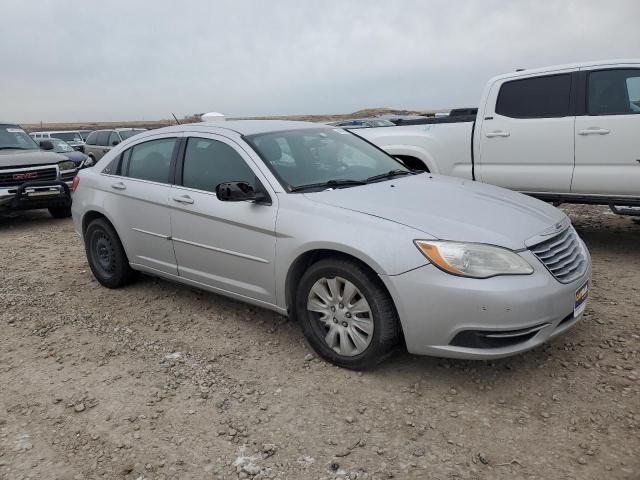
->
[[573, 67, 640, 197], [477, 72, 575, 193], [169, 134, 278, 305], [102, 135, 179, 275]]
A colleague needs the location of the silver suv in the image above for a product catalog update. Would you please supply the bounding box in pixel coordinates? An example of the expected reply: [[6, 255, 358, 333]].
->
[[84, 128, 146, 163]]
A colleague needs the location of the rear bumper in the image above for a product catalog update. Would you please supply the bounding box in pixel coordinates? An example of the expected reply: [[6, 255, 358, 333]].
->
[[0, 180, 72, 211], [380, 249, 592, 359]]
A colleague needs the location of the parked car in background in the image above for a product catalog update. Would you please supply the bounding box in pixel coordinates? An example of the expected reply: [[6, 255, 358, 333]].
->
[[84, 128, 146, 163], [30, 130, 85, 152], [329, 118, 395, 129], [358, 59, 640, 216], [38, 138, 92, 168], [72, 120, 590, 369], [0, 124, 78, 218]]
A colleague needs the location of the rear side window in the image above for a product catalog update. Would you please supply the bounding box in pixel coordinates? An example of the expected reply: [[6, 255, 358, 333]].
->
[[588, 69, 640, 115], [182, 137, 255, 193], [124, 137, 176, 183], [496, 74, 571, 118], [86, 131, 98, 145]]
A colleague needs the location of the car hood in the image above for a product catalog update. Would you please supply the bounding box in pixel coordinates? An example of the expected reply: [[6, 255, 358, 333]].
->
[[0, 149, 68, 168], [61, 151, 88, 164], [304, 174, 566, 250]]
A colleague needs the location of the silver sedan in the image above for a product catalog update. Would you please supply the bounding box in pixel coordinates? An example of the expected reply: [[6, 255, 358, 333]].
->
[[71, 120, 591, 369]]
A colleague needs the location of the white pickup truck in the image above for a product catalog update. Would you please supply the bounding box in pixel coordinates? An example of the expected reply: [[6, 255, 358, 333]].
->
[[357, 59, 640, 215]]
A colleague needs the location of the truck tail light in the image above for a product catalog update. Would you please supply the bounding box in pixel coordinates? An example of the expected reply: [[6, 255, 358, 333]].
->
[[72, 176, 80, 193]]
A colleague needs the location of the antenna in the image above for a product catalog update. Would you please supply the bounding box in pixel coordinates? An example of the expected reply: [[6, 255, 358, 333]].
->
[[172, 113, 181, 125]]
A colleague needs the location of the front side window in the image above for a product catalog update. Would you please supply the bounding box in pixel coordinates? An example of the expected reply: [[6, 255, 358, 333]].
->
[[96, 131, 110, 146], [118, 129, 146, 140], [496, 74, 571, 118], [245, 127, 409, 191], [182, 137, 255, 193], [108, 131, 121, 146], [123, 137, 176, 183], [588, 69, 640, 115]]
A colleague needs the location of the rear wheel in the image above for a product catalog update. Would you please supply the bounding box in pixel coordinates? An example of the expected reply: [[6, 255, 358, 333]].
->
[[84, 218, 135, 288], [48, 206, 72, 218], [295, 258, 401, 370]]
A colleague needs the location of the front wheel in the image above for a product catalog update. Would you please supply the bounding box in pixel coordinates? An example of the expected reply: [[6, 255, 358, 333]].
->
[[295, 258, 401, 370], [48, 206, 72, 218]]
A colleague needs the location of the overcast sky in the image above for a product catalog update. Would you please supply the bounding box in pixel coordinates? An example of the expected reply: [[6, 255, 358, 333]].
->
[[2, 0, 639, 123]]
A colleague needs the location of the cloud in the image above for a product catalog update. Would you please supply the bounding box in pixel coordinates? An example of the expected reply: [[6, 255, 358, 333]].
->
[[1, 0, 638, 122]]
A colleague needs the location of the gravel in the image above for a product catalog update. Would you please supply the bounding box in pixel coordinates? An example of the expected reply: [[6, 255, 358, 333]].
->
[[0, 205, 638, 479]]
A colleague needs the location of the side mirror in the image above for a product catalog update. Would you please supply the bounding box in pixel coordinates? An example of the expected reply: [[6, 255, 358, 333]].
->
[[216, 181, 270, 204], [111, 140, 120, 146], [40, 140, 54, 151], [82, 157, 95, 168]]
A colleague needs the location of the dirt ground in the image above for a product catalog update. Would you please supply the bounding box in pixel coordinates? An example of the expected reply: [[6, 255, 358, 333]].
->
[[0, 205, 638, 480]]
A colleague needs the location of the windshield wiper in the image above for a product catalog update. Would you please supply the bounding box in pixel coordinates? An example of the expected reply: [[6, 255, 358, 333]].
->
[[290, 179, 367, 192], [0, 146, 32, 150], [365, 169, 415, 183]]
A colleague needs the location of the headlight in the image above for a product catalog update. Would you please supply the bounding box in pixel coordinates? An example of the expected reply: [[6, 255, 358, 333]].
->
[[58, 160, 77, 171], [414, 240, 533, 278]]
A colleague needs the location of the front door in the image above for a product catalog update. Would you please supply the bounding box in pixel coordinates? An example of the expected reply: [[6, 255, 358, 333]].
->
[[573, 67, 640, 197], [477, 72, 575, 193], [169, 135, 278, 305]]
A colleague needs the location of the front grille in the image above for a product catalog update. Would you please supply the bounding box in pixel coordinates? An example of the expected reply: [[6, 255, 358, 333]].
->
[[529, 226, 587, 283], [0, 166, 58, 188]]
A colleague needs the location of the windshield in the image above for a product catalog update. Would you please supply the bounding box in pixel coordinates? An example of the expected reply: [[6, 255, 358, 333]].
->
[[52, 131, 82, 142], [50, 139, 74, 153], [118, 129, 146, 140], [245, 127, 410, 191], [0, 126, 39, 151]]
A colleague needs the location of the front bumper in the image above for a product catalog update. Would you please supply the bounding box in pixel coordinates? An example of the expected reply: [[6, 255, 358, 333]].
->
[[0, 180, 72, 211], [380, 249, 592, 359]]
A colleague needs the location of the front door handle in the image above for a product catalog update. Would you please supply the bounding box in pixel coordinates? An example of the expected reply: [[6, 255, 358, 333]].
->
[[110, 182, 126, 190], [578, 128, 610, 135], [485, 130, 510, 138], [172, 195, 194, 205]]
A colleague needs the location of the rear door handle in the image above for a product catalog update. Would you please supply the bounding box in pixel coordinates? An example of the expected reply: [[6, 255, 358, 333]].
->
[[485, 130, 510, 138], [578, 128, 610, 135], [172, 195, 194, 205], [110, 182, 126, 190]]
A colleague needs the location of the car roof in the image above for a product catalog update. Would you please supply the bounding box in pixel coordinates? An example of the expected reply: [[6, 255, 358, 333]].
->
[[179, 120, 329, 136], [0, 123, 20, 129], [491, 58, 640, 81]]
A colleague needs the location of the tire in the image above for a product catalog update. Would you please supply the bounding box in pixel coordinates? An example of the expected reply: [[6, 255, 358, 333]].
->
[[84, 218, 136, 288], [48, 206, 72, 218], [295, 258, 401, 370]]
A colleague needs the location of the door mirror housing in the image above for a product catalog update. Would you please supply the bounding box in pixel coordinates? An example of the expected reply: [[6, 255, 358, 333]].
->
[[40, 140, 54, 151], [216, 180, 271, 204]]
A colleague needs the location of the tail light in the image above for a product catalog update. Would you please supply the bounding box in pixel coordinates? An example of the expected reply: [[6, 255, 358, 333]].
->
[[72, 176, 80, 193]]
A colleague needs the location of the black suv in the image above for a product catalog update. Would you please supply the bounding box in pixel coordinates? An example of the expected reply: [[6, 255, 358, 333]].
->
[[0, 124, 79, 218]]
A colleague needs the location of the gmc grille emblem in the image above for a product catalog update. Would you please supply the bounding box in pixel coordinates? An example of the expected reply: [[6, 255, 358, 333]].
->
[[13, 172, 38, 180]]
